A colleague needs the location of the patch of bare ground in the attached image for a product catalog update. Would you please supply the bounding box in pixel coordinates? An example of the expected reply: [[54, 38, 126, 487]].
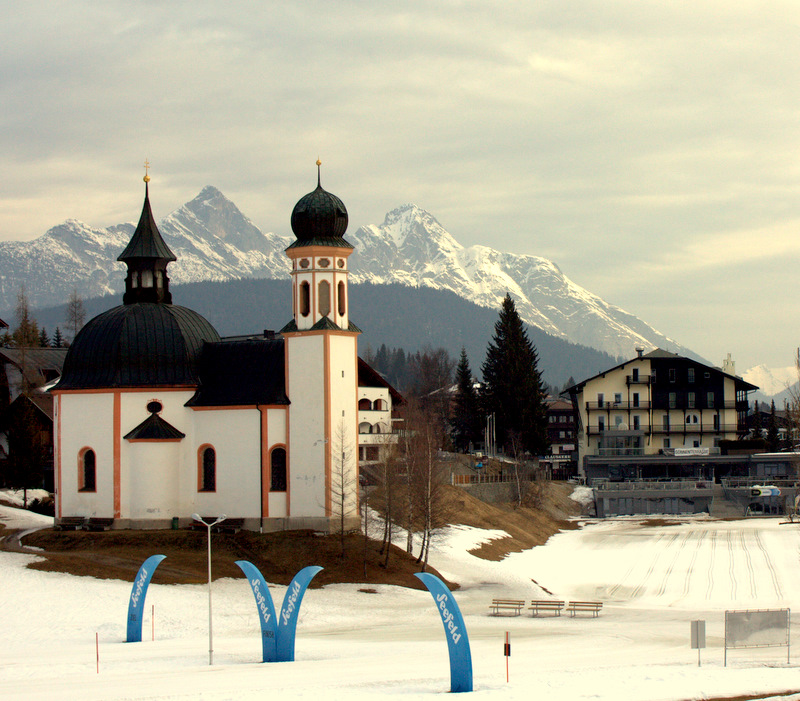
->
[[436, 481, 581, 561], [16, 529, 453, 591], [7, 481, 579, 587]]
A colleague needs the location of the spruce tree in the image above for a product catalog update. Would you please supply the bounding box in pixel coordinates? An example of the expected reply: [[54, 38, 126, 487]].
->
[[481, 294, 548, 455], [39, 327, 50, 348], [767, 401, 779, 451], [13, 287, 39, 347], [450, 348, 482, 452], [51, 327, 64, 348]]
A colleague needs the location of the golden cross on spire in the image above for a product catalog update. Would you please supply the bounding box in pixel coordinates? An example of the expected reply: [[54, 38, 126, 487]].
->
[[143, 159, 151, 183]]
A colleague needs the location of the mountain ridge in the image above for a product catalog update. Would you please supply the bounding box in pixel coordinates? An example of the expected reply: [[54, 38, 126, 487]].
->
[[2, 186, 694, 363]]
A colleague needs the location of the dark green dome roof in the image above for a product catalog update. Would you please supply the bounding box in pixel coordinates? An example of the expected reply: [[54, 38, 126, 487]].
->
[[289, 168, 350, 245], [56, 303, 220, 389]]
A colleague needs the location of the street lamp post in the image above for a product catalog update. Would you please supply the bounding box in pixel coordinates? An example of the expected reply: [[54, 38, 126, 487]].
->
[[192, 513, 226, 665]]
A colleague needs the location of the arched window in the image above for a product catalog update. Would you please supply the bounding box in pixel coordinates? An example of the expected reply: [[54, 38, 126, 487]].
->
[[359, 422, 372, 434], [318, 280, 331, 316], [79, 448, 96, 492], [358, 398, 372, 411], [300, 281, 310, 317], [374, 398, 385, 411], [198, 445, 216, 492], [270, 447, 287, 492], [373, 423, 382, 434], [338, 281, 346, 316]]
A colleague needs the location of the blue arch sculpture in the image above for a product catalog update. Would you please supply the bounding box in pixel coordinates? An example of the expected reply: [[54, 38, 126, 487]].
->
[[126, 554, 166, 642], [414, 572, 473, 693], [235, 562, 323, 662]]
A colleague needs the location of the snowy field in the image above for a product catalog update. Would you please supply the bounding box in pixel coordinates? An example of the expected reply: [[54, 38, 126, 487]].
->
[[3, 500, 800, 700]]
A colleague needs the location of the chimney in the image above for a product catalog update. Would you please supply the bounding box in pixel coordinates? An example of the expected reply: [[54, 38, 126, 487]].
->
[[636, 347, 644, 358]]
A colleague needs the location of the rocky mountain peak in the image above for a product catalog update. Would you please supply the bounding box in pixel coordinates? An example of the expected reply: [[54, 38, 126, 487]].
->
[[0, 187, 692, 362]]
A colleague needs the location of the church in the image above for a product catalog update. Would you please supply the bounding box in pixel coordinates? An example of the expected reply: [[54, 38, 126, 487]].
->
[[52, 165, 365, 532]]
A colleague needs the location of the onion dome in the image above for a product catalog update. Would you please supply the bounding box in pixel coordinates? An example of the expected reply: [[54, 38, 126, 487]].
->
[[55, 303, 220, 389], [288, 160, 352, 249]]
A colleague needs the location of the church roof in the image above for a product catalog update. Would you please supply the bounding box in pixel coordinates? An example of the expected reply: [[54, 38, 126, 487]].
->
[[55, 304, 220, 390], [117, 182, 176, 263], [124, 412, 185, 440], [279, 318, 363, 334], [186, 338, 289, 407]]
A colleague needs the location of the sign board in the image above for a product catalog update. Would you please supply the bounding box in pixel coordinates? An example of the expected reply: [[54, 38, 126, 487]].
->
[[724, 608, 790, 666], [691, 620, 706, 649], [751, 486, 781, 497], [674, 448, 710, 456]]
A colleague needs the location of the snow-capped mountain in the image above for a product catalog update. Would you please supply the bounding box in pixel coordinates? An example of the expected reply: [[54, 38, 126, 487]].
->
[[2, 188, 690, 361], [743, 364, 797, 399], [347, 205, 692, 359], [0, 186, 291, 309]]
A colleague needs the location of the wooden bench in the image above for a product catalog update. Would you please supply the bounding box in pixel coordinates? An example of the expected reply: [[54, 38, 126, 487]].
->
[[489, 599, 525, 616], [565, 601, 603, 617], [529, 600, 565, 616], [55, 516, 86, 531], [215, 517, 244, 534], [85, 517, 114, 531]]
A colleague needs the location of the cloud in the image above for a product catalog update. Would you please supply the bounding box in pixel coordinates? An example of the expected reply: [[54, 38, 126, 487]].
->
[[2, 1, 800, 369]]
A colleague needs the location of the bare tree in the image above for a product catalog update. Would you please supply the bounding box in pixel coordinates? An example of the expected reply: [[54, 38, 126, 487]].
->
[[403, 399, 450, 572], [376, 439, 403, 569], [508, 431, 526, 508], [331, 419, 358, 557], [65, 288, 86, 344]]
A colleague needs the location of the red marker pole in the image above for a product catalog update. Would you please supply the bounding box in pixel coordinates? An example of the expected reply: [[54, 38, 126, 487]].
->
[[152, 604, 155, 641], [96, 632, 99, 674], [504, 631, 511, 682]]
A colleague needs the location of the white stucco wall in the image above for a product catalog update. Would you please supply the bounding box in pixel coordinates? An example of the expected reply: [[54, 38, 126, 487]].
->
[[286, 334, 327, 517], [57, 392, 115, 518]]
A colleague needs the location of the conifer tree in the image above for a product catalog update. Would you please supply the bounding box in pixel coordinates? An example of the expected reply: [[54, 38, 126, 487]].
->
[[481, 294, 548, 455], [12, 287, 39, 347], [450, 348, 482, 452], [51, 327, 64, 348], [39, 327, 50, 348], [767, 400, 779, 451]]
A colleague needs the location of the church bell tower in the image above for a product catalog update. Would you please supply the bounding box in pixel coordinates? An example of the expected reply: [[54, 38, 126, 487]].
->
[[282, 162, 360, 529]]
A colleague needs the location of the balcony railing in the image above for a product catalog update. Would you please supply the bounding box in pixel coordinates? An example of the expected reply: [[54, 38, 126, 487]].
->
[[626, 375, 654, 385], [587, 424, 742, 436], [595, 447, 645, 457], [585, 401, 651, 410]]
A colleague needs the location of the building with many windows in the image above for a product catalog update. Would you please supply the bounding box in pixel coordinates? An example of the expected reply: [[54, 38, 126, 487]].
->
[[565, 349, 757, 482]]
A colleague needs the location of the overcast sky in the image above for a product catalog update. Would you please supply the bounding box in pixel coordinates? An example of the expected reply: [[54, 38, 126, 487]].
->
[[3, 1, 800, 371]]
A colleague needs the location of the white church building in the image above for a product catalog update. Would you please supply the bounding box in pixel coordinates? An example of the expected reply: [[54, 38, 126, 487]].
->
[[53, 167, 367, 532]]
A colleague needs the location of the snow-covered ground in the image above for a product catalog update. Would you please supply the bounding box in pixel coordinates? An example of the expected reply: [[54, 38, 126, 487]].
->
[[2, 503, 800, 700]]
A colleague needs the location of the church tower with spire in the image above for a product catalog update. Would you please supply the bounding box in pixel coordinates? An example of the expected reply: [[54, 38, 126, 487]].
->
[[281, 162, 361, 528]]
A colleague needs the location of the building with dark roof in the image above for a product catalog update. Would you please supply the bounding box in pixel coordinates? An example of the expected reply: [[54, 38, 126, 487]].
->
[[53, 166, 369, 531], [563, 349, 777, 516]]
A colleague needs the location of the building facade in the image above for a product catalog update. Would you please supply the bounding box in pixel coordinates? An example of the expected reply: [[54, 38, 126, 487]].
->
[[566, 349, 757, 482]]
